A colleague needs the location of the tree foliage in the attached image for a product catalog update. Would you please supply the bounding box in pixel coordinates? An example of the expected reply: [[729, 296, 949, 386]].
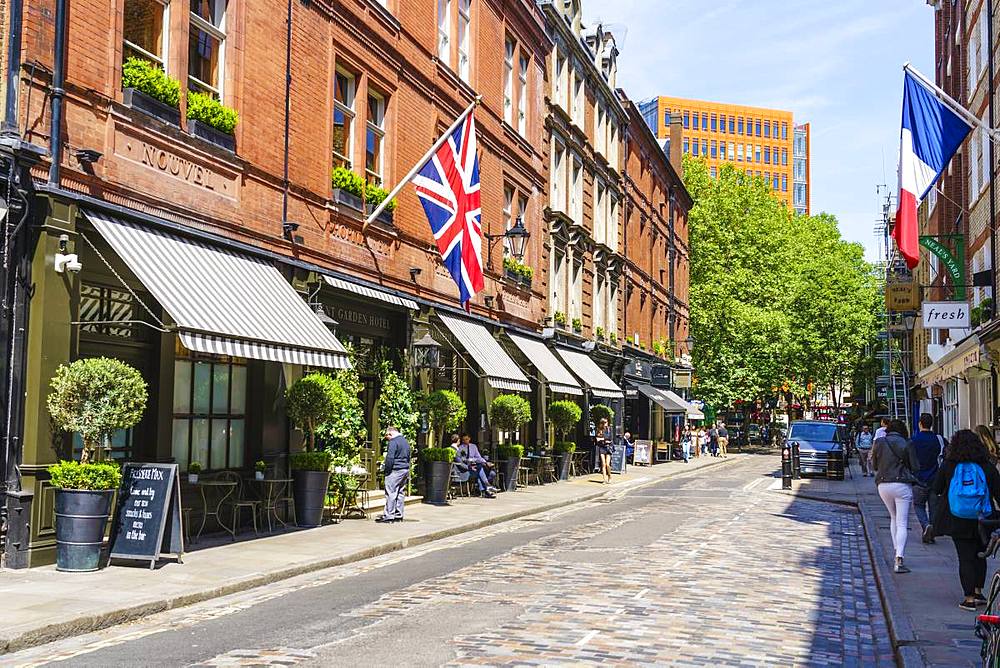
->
[[490, 394, 532, 433], [314, 365, 367, 461], [549, 400, 582, 439], [376, 361, 419, 446], [420, 389, 467, 447], [684, 157, 878, 409], [286, 373, 338, 452], [47, 357, 148, 463]]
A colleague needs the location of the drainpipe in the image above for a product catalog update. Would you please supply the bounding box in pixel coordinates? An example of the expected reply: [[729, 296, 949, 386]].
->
[[1, 0, 24, 137], [281, 0, 293, 227], [989, 0, 997, 427], [47, 0, 68, 184]]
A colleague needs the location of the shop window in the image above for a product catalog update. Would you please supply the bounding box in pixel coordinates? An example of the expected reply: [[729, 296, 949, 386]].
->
[[332, 67, 356, 170], [171, 348, 246, 471], [78, 282, 149, 341], [188, 0, 226, 97], [123, 0, 167, 68], [366, 89, 386, 185]]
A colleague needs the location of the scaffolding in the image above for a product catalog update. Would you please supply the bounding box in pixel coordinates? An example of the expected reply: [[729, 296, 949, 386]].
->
[[876, 185, 913, 425]]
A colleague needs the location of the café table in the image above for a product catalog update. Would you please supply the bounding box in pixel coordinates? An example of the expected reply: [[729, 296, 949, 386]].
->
[[250, 477, 293, 532], [193, 480, 237, 542], [334, 469, 369, 521]]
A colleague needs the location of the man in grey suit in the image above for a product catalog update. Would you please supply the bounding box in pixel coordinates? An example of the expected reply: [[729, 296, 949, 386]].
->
[[376, 426, 411, 523]]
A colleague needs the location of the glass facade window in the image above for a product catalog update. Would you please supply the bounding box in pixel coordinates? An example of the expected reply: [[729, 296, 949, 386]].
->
[[702, 139, 708, 155], [172, 353, 246, 472], [782, 174, 788, 192], [123, 0, 167, 67], [683, 137, 689, 153], [763, 122, 770, 138], [332, 68, 355, 169], [710, 114, 717, 131], [781, 147, 787, 166], [692, 140, 699, 156], [710, 166, 717, 178], [736, 144, 743, 161], [365, 90, 386, 184], [683, 111, 690, 128], [710, 140, 717, 158], [188, 0, 226, 97], [773, 120, 779, 137], [737, 117, 744, 134], [755, 119, 761, 136], [692, 111, 699, 128], [728, 116, 735, 133], [781, 122, 788, 139], [701, 114, 707, 131], [763, 147, 770, 164]]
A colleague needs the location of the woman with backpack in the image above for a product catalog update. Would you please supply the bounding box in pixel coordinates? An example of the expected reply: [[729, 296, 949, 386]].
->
[[931, 429, 1000, 610], [871, 420, 920, 574]]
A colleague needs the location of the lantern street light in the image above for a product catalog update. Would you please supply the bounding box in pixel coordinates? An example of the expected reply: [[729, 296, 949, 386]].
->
[[412, 331, 442, 370], [484, 216, 530, 269]]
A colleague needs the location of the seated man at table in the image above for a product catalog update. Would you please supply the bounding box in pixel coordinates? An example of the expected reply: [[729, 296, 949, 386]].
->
[[459, 433, 497, 497]]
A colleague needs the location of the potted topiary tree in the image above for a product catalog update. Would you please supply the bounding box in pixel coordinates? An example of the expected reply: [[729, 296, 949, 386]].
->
[[549, 400, 582, 480], [590, 403, 614, 427], [421, 389, 467, 448], [490, 394, 531, 492], [422, 446, 455, 505], [286, 373, 338, 527], [46, 357, 147, 571]]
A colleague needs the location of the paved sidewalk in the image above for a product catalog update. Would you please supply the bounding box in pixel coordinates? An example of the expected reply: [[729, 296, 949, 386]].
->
[[774, 461, 983, 667], [0, 455, 739, 655]]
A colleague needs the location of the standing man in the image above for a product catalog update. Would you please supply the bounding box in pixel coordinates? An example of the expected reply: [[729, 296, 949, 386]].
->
[[376, 425, 411, 523], [718, 423, 730, 458], [709, 422, 720, 457], [855, 424, 875, 477], [911, 413, 945, 543]]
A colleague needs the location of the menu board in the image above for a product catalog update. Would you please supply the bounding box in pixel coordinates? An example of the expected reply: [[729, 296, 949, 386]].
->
[[609, 441, 626, 474], [633, 440, 653, 466], [109, 463, 184, 569]]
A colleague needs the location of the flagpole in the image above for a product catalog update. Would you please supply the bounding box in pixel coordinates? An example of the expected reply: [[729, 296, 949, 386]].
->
[[904, 63, 1000, 139], [362, 96, 482, 231]]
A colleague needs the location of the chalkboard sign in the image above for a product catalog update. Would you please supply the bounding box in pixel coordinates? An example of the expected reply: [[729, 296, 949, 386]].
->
[[633, 440, 653, 466], [609, 441, 626, 474], [110, 463, 184, 569]]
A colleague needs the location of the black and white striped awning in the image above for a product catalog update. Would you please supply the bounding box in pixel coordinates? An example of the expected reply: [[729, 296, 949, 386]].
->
[[86, 211, 350, 369], [506, 333, 583, 395], [438, 314, 531, 393], [323, 275, 418, 310], [555, 347, 624, 398]]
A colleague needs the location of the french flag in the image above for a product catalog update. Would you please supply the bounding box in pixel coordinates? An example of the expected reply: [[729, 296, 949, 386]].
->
[[895, 69, 972, 269]]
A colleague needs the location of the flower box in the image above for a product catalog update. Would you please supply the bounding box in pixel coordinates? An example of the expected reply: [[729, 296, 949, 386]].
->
[[187, 119, 236, 152], [123, 87, 180, 126], [375, 207, 394, 227], [333, 188, 364, 212]]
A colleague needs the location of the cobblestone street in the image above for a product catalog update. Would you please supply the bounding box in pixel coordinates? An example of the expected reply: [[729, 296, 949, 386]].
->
[[2, 456, 895, 667]]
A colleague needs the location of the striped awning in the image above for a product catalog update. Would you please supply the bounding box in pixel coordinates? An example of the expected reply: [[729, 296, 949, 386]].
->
[[663, 390, 706, 419], [632, 383, 687, 413], [555, 348, 624, 398], [507, 333, 583, 395], [438, 314, 531, 393], [323, 275, 418, 310], [86, 211, 350, 369]]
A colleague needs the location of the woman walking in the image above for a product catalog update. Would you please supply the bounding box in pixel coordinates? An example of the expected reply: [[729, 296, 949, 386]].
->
[[681, 427, 692, 463], [975, 424, 999, 466], [931, 429, 1000, 610], [871, 419, 920, 573], [595, 417, 613, 484]]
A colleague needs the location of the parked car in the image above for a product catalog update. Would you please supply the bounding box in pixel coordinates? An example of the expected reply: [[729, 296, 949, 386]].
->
[[747, 424, 762, 445], [787, 420, 846, 480]]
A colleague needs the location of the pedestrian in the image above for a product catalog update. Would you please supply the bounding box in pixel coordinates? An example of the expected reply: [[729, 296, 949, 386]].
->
[[376, 425, 411, 523], [718, 424, 729, 458], [910, 413, 945, 543], [855, 424, 874, 477], [595, 417, 613, 484], [931, 429, 1000, 610], [623, 431, 635, 463], [681, 427, 692, 463], [696, 426, 706, 456], [874, 417, 889, 442], [871, 419, 920, 573], [459, 433, 496, 498], [975, 425, 999, 466], [709, 423, 720, 457]]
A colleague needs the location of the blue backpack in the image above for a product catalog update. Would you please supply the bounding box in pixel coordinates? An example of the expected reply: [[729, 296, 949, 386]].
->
[[948, 462, 992, 520]]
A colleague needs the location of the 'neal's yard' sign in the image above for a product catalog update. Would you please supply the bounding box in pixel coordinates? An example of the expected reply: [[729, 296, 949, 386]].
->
[[109, 463, 184, 569]]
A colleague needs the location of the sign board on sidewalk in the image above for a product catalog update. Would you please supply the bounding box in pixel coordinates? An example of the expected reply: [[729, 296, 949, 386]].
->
[[923, 301, 970, 329], [609, 441, 627, 474], [109, 463, 184, 569], [633, 440, 653, 466]]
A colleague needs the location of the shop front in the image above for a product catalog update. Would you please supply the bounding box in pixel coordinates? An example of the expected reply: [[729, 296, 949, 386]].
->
[[11, 202, 350, 567], [917, 334, 985, 440], [554, 346, 625, 471]]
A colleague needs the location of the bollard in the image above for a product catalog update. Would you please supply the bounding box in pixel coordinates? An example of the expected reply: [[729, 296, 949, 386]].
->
[[782, 443, 793, 489], [791, 441, 801, 479]]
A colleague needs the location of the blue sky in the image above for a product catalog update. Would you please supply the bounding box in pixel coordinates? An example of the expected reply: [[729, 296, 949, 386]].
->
[[587, 1, 935, 261]]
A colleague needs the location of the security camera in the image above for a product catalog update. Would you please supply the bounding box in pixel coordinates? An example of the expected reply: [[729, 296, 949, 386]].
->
[[54, 252, 82, 274]]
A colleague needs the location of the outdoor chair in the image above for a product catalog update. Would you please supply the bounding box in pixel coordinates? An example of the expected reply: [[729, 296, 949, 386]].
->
[[450, 464, 472, 499], [218, 470, 260, 536]]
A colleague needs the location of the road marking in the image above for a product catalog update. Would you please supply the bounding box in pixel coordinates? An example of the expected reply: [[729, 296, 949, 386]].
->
[[576, 630, 599, 646], [634, 588, 649, 599]]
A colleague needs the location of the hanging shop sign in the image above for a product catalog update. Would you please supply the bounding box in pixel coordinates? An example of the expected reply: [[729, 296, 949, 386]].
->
[[672, 368, 692, 389], [920, 235, 966, 300], [885, 281, 919, 311], [922, 301, 970, 329]]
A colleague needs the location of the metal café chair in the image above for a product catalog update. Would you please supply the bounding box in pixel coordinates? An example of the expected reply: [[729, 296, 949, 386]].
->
[[218, 470, 260, 536], [449, 463, 472, 499]]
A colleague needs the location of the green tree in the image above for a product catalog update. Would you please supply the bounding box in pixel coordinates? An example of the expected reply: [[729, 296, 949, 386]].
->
[[421, 389, 467, 447], [375, 361, 419, 446], [490, 394, 531, 443], [286, 373, 338, 452], [549, 400, 582, 441], [315, 366, 367, 461]]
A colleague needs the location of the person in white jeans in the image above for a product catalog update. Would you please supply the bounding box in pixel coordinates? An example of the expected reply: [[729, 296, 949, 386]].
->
[[871, 419, 920, 573]]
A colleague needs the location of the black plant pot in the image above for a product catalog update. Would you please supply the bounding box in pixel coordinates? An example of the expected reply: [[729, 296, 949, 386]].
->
[[556, 453, 572, 481], [54, 488, 115, 572], [500, 457, 520, 492], [423, 461, 451, 506], [187, 119, 236, 152], [123, 87, 180, 126], [333, 188, 364, 211], [293, 469, 331, 527]]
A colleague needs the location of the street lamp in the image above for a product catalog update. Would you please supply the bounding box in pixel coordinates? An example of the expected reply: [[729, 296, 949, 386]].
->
[[412, 331, 442, 370], [484, 216, 530, 269], [312, 302, 339, 335], [684, 336, 695, 353]]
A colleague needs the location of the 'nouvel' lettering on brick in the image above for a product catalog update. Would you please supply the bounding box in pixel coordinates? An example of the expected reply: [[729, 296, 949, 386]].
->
[[141, 143, 216, 190]]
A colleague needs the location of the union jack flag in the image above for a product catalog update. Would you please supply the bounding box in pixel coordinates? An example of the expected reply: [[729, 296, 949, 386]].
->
[[413, 113, 484, 307]]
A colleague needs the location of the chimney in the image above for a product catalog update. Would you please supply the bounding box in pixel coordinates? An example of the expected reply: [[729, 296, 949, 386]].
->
[[669, 113, 683, 177]]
